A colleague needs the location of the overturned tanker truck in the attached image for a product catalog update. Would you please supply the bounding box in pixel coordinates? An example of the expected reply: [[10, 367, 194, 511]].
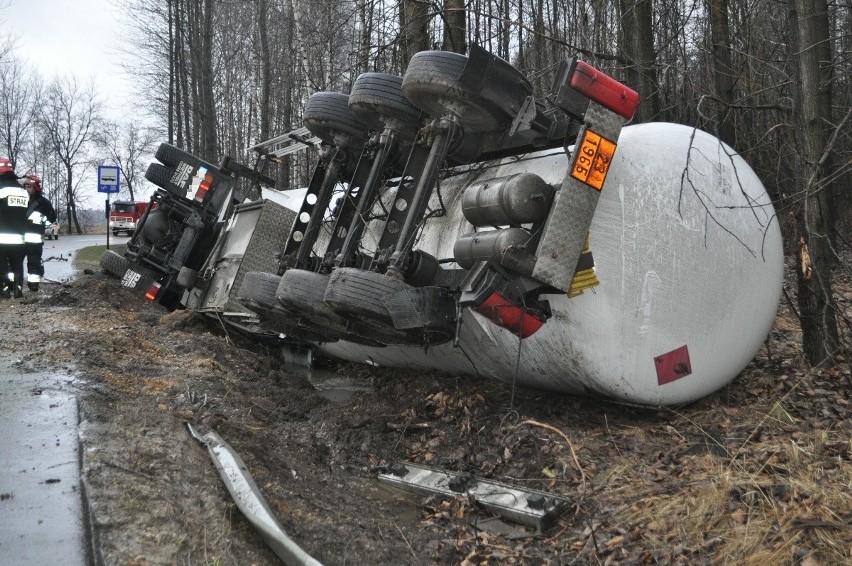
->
[[101, 46, 783, 407]]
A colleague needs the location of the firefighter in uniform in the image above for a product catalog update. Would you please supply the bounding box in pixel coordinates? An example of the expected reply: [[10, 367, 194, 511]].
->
[[0, 157, 29, 298], [23, 174, 57, 291]]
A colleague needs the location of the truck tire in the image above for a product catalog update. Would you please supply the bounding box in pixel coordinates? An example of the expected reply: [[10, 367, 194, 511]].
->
[[99, 249, 129, 278], [274, 270, 347, 336], [276, 269, 329, 310], [324, 267, 409, 322], [144, 163, 187, 198], [237, 271, 281, 309], [277, 270, 403, 346], [154, 143, 207, 169], [401, 50, 531, 132], [303, 92, 369, 150], [348, 73, 421, 139]]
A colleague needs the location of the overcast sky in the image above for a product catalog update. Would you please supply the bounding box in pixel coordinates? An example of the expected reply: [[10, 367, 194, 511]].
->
[[3, 0, 157, 202], [4, 0, 138, 121]]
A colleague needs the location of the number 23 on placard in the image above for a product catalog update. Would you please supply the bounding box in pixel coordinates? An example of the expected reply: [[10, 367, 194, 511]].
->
[[571, 129, 616, 191]]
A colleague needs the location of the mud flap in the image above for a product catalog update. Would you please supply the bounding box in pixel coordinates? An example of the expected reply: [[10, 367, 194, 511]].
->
[[118, 263, 160, 295], [531, 101, 626, 292], [280, 343, 313, 368], [384, 286, 457, 344]]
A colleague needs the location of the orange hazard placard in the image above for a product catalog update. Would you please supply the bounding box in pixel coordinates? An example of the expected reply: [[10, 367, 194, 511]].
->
[[570, 129, 616, 190]]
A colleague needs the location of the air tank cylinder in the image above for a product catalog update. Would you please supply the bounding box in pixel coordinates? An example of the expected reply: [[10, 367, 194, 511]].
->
[[453, 227, 531, 269], [462, 173, 555, 227]]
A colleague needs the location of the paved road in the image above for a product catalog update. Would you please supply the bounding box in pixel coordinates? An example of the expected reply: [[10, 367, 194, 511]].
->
[[1, 234, 126, 565], [0, 363, 89, 565], [41, 233, 130, 284]]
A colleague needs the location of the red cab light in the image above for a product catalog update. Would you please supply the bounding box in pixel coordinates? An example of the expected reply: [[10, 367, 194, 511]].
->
[[474, 291, 545, 339], [570, 60, 639, 120], [144, 281, 162, 301], [194, 172, 215, 203]]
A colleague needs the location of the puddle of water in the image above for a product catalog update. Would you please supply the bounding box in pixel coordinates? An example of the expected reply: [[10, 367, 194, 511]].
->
[[354, 481, 423, 528], [283, 365, 373, 404]]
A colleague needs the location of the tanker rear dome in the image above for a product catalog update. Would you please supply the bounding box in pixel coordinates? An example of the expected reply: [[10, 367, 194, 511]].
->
[[488, 122, 785, 405]]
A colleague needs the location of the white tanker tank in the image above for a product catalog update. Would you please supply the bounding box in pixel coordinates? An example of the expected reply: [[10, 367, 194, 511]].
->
[[319, 122, 784, 406]]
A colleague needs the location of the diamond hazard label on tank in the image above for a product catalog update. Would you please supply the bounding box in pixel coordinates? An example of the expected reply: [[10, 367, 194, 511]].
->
[[654, 345, 692, 385]]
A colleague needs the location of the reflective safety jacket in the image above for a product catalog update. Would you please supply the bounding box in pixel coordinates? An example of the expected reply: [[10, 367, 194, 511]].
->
[[0, 176, 29, 245], [25, 194, 58, 243]]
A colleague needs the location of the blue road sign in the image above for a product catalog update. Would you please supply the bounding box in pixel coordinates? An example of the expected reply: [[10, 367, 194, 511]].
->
[[98, 165, 121, 193]]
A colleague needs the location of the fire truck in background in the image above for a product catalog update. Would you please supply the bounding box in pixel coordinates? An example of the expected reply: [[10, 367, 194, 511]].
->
[[109, 201, 150, 236]]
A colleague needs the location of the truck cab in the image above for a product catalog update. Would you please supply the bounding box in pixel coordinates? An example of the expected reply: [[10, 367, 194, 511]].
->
[[99, 147, 280, 311]]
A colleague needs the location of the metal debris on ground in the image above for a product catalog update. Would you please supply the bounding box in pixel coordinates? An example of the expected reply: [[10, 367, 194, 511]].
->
[[377, 461, 568, 529], [186, 423, 324, 566]]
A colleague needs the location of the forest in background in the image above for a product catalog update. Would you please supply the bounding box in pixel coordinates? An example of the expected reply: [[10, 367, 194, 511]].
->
[[1, 0, 849, 363]]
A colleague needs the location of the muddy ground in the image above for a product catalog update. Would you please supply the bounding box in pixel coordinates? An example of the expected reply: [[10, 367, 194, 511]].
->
[[2, 260, 850, 565]]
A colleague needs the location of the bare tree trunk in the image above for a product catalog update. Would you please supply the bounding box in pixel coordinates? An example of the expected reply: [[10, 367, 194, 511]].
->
[[167, 0, 175, 145], [708, 0, 736, 146], [442, 0, 466, 54], [174, 0, 189, 150], [290, 0, 313, 91], [245, 0, 272, 200], [199, 0, 218, 161], [517, 0, 525, 69], [532, 0, 546, 92], [325, 9, 334, 89], [619, 0, 660, 121], [398, 0, 408, 65], [404, 0, 430, 65], [258, 0, 271, 144], [500, 0, 510, 60], [792, 0, 839, 365], [64, 164, 81, 234], [357, 0, 371, 73], [186, 0, 202, 153]]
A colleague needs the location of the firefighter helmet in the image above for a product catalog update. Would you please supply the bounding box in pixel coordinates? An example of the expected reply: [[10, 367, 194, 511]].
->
[[0, 157, 14, 175], [25, 174, 42, 192]]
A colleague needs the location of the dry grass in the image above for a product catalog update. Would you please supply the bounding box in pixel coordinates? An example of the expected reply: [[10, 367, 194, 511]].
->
[[597, 378, 852, 564], [613, 444, 850, 563]]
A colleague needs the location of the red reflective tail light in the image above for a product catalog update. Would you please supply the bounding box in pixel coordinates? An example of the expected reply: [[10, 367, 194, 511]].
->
[[474, 291, 545, 339], [570, 60, 639, 120], [194, 173, 214, 203], [144, 282, 162, 301]]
